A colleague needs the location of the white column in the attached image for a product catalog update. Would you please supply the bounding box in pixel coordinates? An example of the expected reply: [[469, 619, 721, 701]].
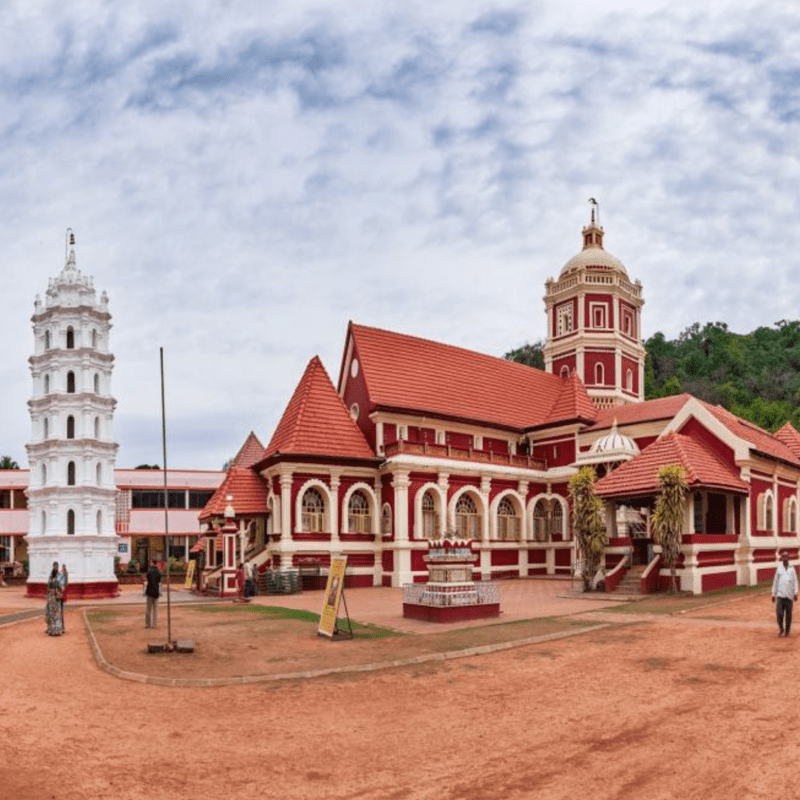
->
[[330, 469, 342, 544], [437, 472, 449, 537], [392, 471, 412, 586], [480, 476, 491, 579], [518, 480, 529, 577], [279, 471, 292, 537]]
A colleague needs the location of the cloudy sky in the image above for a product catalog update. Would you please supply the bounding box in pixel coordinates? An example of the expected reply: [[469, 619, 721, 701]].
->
[[1, 0, 798, 470]]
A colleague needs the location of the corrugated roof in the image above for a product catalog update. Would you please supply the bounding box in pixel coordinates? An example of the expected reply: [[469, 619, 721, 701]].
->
[[265, 356, 376, 460], [199, 467, 269, 521], [594, 431, 749, 499], [348, 323, 581, 430]]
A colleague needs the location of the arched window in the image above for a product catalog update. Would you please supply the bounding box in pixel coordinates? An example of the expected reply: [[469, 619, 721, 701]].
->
[[765, 493, 774, 531], [552, 500, 565, 539], [96, 462, 102, 485], [67, 371, 75, 393], [41, 510, 47, 535], [301, 487, 325, 533], [786, 497, 799, 534], [92, 329, 97, 348], [67, 461, 76, 486], [66, 327, 74, 349], [497, 497, 519, 541], [67, 509, 75, 535], [96, 510, 102, 535], [94, 373, 100, 394], [44, 330, 51, 350], [560, 365, 569, 379], [595, 363, 604, 386], [455, 494, 481, 540], [626, 369, 634, 392], [381, 503, 392, 536], [66, 415, 75, 439], [94, 417, 100, 439], [533, 500, 548, 541], [43, 418, 49, 439], [44, 374, 50, 394], [347, 490, 371, 533], [422, 491, 439, 539]]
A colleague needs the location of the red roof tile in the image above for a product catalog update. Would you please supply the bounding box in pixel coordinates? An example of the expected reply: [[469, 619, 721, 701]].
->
[[265, 356, 376, 461], [544, 370, 597, 426], [347, 323, 571, 430], [586, 394, 693, 432], [231, 431, 265, 469], [594, 431, 749, 499], [199, 467, 269, 521], [774, 422, 800, 460], [698, 402, 800, 467]]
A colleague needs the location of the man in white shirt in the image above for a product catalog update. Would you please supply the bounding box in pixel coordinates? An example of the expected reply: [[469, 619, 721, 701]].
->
[[772, 551, 798, 637]]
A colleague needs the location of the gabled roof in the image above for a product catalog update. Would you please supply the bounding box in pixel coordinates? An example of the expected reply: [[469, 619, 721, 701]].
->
[[230, 432, 265, 469], [594, 431, 749, 500], [587, 394, 693, 432], [198, 467, 269, 521], [264, 356, 376, 461], [774, 422, 800, 460], [699, 403, 800, 467], [543, 370, 597, 427], [345, 322, 586, 431]]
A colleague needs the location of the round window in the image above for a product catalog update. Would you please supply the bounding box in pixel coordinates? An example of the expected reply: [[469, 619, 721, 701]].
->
[[350, 403, 360, 421], [351, 358, 359, 378]]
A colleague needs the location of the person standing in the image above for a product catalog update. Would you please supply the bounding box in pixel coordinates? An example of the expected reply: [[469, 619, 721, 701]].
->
[[45, 562, 64, 636], [58, 564, 69, 633], [772, 551, 798, 637], [144, 558, 161, 629]]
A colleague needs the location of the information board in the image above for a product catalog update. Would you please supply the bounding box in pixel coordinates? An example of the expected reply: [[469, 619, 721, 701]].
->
[[317, 555, 348, 638], [184, 559, 196, 589]]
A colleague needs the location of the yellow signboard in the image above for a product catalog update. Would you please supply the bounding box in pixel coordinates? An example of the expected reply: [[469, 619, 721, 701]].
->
[[318, 555, 348, 638], [184, 559, 196, 590]]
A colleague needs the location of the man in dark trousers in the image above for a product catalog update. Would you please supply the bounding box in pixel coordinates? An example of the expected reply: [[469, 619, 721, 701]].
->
[[772, 551, 798, 637], [144, 559, 161, 629]]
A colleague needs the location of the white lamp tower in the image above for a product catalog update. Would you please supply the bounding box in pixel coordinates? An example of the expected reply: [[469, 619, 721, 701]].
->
[[25, 231, 120, 598]]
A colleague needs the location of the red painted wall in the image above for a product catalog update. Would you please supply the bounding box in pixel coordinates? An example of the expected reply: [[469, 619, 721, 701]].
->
[[490, 549, 519, 567], [584, 350, 615, 387], [621, 355, 639, 397], [341, 339, 376, 448], [584, 293, 614, 329], [553, 354, 576, 378], [446, 431, 473, 449]]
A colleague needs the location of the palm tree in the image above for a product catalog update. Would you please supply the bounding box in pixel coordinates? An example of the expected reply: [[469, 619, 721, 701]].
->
[[569, 466, 606, 592], [0, 455, 19, 470], [652, 465, 688, 594]]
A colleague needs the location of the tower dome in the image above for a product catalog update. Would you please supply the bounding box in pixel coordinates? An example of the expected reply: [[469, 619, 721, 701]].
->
[[558, 206, 628, 279]]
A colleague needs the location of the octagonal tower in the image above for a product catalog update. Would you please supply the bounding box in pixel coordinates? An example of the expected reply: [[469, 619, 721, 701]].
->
[[542, 208, 646, 408], [25, 231, 120, 598]]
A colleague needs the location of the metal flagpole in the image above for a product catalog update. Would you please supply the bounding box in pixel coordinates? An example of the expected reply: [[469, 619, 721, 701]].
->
[[160, 347, 172, 645]]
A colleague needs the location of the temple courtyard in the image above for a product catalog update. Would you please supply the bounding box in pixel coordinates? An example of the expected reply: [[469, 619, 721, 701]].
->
[[0, 580, 796, 799]]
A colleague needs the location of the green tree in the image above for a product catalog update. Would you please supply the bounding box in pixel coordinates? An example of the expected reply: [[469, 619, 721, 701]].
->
[[0, 456, 19, 470], [652, 465, 688, 594], [568, 466, 606, 592], [503, 341, 545, 370]]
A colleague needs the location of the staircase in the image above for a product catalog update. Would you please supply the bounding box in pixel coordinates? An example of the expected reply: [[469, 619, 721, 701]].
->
[[614, 563, 647, 595]]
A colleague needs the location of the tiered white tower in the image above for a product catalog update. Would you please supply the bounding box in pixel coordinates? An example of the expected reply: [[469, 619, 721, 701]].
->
[[25, 231, 120, 598]]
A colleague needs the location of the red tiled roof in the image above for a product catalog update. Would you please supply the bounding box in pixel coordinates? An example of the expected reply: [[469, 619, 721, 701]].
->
[[594, 431, 749, 499], [347, 323, 577, 430], [587, 394, 693, 432], [198, 467, 269, 521], [264, 356, 376, 461], [774, 422, 800, 460], [698, 402, 800, 467], [544, 370, 597, 426], [231, 432, 265, 469]]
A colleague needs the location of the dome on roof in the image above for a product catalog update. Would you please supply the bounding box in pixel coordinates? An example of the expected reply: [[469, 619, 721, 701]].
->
[[558, 209, 629, 280], [588, 420, 640, 459]]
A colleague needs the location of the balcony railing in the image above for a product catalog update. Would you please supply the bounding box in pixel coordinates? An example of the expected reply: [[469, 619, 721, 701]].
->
[[384, 440, 545, 470]]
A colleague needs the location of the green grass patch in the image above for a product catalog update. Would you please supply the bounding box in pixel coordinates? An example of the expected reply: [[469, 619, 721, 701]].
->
[[601, 583, 771, 615]]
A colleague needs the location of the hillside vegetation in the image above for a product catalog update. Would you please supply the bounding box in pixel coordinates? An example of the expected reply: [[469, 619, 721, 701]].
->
[[504, 320, 800, 433]]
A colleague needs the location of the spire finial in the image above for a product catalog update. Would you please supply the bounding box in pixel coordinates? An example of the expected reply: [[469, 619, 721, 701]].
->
[[582, 200, 604, 250], [588, 198, 599, 227], [65, 228, 76, 269]]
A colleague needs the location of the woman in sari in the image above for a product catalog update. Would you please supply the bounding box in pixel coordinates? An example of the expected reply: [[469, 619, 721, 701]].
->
[[45, 562, 64, 636]]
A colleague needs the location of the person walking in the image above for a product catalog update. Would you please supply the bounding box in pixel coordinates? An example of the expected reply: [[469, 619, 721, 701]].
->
[[58, 564, 69, 633], [144, 558, 161, 629], [772, 550, 798, 637]]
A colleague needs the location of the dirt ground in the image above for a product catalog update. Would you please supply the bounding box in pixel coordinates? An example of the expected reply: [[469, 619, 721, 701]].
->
[[1, 588, 798, 800]]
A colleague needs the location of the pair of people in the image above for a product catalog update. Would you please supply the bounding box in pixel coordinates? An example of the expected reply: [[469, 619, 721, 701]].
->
[[45, 562, 68, 636], [773, 551, 798, 637]]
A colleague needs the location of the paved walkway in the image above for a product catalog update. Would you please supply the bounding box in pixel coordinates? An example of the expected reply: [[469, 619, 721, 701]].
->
[[0, 578, 627, 633]]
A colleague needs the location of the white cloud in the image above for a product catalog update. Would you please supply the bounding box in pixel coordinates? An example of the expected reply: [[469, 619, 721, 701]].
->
[[0, 0, 799, 469]]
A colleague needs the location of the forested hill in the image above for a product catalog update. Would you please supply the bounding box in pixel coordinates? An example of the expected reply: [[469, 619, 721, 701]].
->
[[504, 320, 800, 434]]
